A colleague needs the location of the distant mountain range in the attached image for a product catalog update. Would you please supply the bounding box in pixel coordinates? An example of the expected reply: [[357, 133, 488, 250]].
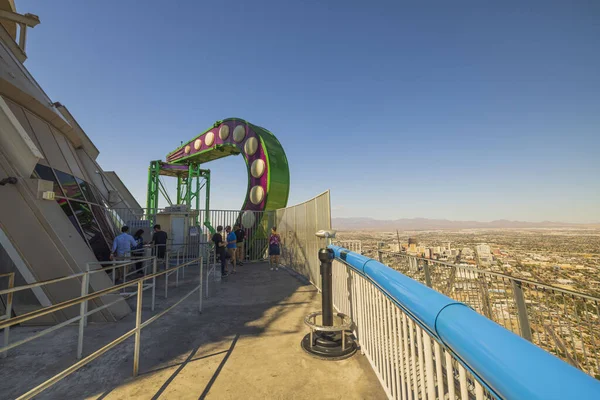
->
[[332, 217, 600, 231]]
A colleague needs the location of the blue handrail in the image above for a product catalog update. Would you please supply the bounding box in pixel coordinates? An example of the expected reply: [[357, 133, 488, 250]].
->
[[329, 245, 600, 400]]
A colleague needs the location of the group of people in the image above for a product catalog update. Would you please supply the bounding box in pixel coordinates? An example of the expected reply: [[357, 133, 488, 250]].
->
[[110, 224, 168, 281], [211, 225, 281, 277], [111, 222, 283, 281], [211, 224, 244, 277]]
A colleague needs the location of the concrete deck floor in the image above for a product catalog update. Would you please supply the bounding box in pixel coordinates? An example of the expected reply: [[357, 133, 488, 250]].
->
[[0, 262, 385, 399]]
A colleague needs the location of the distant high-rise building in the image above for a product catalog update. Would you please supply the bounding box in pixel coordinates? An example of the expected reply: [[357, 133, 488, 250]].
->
[[476, 244, 492, 263], [476, 244, 491, 256]]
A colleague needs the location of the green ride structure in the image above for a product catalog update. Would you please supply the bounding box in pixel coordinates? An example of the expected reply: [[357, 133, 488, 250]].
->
[[146, 118, 290, 252]]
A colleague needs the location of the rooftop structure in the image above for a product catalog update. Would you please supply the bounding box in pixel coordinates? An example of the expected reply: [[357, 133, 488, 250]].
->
[[0, 2, 599, 399]]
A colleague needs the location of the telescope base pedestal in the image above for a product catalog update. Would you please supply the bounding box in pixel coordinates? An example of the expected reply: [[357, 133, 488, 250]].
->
[[301, 331, 357, 361]]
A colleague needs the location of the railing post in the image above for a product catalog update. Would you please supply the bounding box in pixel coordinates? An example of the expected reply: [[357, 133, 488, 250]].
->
[[377, 242, 383, 263], [77, 271, 89, 359], [165, 252, 170, 299], [206, 251, 211, 299], [423, 260, 432, 288], [151, 257, 157, 312], [2, 273, 14, 359], [133, 280, 143, 377], [84, 263, 90, 327], [199, 257, 203, 312], [512, 280, 532, 341]]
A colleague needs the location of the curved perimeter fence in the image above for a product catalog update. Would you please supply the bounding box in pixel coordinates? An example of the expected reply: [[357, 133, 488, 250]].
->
[[378, 250, 600, 380], [275, 190, 332, 291], [329, 246, 600, 400]]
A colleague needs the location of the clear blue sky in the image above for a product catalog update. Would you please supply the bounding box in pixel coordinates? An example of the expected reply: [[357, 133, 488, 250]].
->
[[20, 0, 600, 223]]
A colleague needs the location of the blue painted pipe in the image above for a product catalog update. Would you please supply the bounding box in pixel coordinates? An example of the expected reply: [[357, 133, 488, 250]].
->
[[330, 245, 461, 329], [328, 245, 600, 399], [436, 304, 600, 400]]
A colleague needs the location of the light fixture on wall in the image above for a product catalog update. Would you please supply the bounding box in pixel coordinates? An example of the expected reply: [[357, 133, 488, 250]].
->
[[0, 177, 17, 186], [41, 191, 55, 200]]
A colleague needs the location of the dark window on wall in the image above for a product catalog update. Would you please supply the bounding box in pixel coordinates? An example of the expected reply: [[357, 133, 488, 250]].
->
[[54, 169, 85, 201], [34, 164, 64, 196], [92, 205, 116, 242], [32, 163, 120, 262], [69, 201, 111, 261], [56, 198, 84, 238], [76, 177, 98, 203]]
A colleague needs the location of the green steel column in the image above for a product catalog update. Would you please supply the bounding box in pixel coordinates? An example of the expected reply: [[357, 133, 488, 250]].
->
[[146, 160, 161, 224], [176, 175, 183, 205], [202, 169, 214, 234]]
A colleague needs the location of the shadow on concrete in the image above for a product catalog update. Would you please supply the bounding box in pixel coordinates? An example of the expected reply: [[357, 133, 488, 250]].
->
[[0, 262, 314, 399], [197, 333, 239, 400]]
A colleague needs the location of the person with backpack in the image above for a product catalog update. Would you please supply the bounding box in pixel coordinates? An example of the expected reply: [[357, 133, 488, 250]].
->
[[234, 224, 246, 265], [269, 226, 281, 271], [211, 225, 228, 277], [225, 226, 237, 274]]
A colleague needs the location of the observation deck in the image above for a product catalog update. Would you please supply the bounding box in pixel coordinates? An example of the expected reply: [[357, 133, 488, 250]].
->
[[1, 194, 600, 400], [1, 261, 383, 399]]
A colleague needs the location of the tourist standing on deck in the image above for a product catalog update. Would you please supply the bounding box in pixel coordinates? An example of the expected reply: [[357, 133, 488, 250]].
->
[[225, 226, 237, 274], [212, 225, 228, 277], [234, 224, 245, 266], [269, 226, 281, 271], [150, 224, 168, 268], [111, 226, 137, 281]]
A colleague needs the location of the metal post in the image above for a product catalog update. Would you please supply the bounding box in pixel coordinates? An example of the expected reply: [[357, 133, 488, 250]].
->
[[84, 264, 90, 327], [206, 251, 210, 298], [319, 248, 334, 326], [199, 257, 203, 312], [2, 273, 14, 359], [512, 280, 533, 341], [151, 258, 157, 312], [165, 252, 170, 298], [377, 242, 383, 263], [165, 271, 169, 299], [423, 260, 432, 288], [77, 272, 89, 359], [133, 280, 143, 376]]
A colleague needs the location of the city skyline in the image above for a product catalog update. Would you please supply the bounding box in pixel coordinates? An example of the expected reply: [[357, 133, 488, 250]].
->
[[333, 216, 600, 228], [19, 0, 600, 223]]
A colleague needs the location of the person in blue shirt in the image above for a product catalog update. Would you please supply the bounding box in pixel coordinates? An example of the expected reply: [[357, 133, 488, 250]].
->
[[111, 226, 137, 281], [112, 225, 138, 258], [225, 225, 237, 274]]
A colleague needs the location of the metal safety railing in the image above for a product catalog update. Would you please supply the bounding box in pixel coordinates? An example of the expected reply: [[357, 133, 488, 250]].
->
[[333, 240, 362, 254], [0, 272, 15, 359], [0, 256, 205, 400], [330, 245, 600, 400], [276, 191, 332, 291], [378, 250, 600, 379], [0, 257, 157, 360], [108, 207, 275, 262]]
